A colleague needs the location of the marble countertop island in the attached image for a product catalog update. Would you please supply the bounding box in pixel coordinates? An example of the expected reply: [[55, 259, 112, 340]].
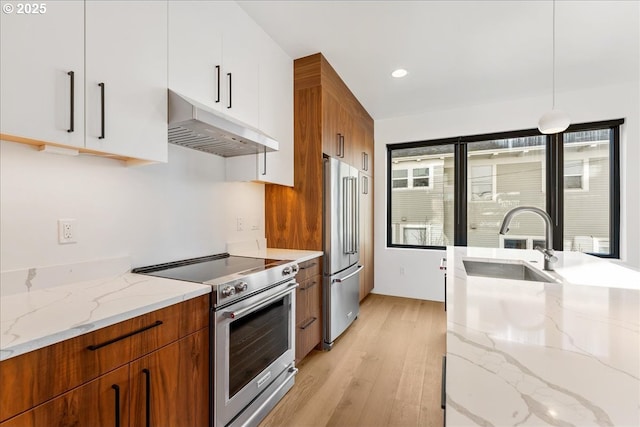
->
[[445, 247, 639, 426]]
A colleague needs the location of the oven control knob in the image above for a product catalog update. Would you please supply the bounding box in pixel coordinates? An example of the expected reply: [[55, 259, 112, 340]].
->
[[291, 264, 299, 274], [282, 266, 292, 276], [235, 282, 248, 293], [221, 285, 236, 298]]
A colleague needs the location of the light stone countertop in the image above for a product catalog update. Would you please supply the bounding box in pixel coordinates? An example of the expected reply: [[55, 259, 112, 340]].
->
[[0, 249, 322, 362], [0, 258, 211, 361], [445, 247, 640, 426]]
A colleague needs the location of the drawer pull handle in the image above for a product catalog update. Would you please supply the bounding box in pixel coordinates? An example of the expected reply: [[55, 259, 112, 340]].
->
[[87, 320, 163, 351], [300, 317, 317, 330], [112, 384, 121, 427], [143, 368, 151, 427], [301, 281, 317, 291], [298, 262, 318, 270]]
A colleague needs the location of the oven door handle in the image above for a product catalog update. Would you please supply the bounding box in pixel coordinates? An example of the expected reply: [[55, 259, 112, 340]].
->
[[223, 282, 298, 319]]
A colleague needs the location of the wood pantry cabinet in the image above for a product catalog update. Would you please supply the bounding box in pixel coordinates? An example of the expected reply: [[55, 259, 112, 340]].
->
[[265, 53, 375, 308], [295, 258, 323, 362], [0, 295, 209, 427], [0, 0, 168, 164]]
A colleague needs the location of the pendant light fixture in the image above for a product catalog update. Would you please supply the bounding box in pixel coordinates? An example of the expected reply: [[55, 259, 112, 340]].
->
[[538, 0, 570, 134]]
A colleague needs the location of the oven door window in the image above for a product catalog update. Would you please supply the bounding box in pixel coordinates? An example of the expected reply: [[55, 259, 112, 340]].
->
[[228, 297, 290, 398]]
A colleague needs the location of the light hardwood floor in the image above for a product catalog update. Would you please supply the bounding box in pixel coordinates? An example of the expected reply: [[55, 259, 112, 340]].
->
[[259, 294, 447, 427]]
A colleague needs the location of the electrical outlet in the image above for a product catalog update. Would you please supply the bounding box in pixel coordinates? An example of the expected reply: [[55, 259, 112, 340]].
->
[[58, 219, 77, 244], [236, 217, 244, 232]]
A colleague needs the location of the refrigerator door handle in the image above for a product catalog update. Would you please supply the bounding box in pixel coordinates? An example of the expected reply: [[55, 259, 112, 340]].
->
[[343, 177, 350, 255], [332, 265, 364, 284], [352, 176, 359, 253]]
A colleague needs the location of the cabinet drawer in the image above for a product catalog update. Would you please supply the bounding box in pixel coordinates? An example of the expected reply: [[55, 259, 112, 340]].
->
[[296, 275, 321, 325], [296, 257, 322, 282], [0, 295, 209, 422], [0, 365, 130, 427], [295, 315, 321, 362]]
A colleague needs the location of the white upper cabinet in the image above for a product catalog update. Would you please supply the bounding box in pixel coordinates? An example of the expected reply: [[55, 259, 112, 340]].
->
[[169, 1, 260, 128], [168, 1, 223, 110], [257, 34, 294, 187], [0, 1, 85, 147], [85, 1, 168, 163], [0, 1, 167, 163], [227, 31, 294, 186]]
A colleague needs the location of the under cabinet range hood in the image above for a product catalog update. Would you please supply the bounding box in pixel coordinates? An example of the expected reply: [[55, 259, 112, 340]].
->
[[167, 90, 278, 158]]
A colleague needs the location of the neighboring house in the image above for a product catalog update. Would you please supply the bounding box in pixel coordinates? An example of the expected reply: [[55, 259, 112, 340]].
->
[[390, 131, 610, 253]]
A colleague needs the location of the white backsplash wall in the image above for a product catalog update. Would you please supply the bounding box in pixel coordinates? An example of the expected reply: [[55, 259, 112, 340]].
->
[[0, 141, 265, 272]]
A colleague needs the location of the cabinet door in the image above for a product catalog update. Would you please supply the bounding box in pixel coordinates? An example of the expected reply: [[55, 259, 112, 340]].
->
[[219, 3, 260, 128], [0, 366, 129, 427], [225, 28, 294, 186], [352, 120, 373, 173], [168, 0, 223, 110], [322, 91, 342, 159], [130, 329, 209, 427], [0, 0, 84, 147], [256, 29, 294, 186], [359, 173, 374, 300], [85, 0, 168, 162]]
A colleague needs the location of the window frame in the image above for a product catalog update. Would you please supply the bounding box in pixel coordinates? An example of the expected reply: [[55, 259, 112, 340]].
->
[[386, 119, 623, 258]]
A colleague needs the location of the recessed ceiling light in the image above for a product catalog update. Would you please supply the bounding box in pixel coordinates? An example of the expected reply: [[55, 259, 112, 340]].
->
[[392, 68, 408, 78]]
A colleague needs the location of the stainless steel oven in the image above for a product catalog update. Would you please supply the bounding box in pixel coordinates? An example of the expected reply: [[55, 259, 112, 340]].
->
[[214, 278, 298, 427], [132, 254, 300, 427]]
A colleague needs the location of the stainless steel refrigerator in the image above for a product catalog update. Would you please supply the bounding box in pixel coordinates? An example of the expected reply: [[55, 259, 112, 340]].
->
[[323, 156, 363, 349]]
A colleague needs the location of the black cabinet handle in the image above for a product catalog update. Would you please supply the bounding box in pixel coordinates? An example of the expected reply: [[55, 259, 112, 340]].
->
[[441, 355, 446, 410], [112, 384, 121, 427], [67, 71, 74, 133], [227, 72, 232, 109], [336, 133, 343, 157], [262, 145, 267, 176], [300, 281, 317, 291], [98, 82, 105, 139], [340, 134, 345, 158], [142, 368, 151, 427], [87, 320, 163, 351], [300, 317, 317, 330], [215, 65, 221, 103]]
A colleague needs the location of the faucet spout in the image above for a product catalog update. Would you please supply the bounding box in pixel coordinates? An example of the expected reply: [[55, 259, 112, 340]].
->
[[499, 206, 556, 271]]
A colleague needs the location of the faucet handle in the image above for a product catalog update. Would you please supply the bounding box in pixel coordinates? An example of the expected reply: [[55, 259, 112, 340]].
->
[[535, 246, 558, 263]]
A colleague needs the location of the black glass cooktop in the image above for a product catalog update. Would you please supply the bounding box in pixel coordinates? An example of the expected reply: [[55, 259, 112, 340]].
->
[[132, 253, 286, 284]]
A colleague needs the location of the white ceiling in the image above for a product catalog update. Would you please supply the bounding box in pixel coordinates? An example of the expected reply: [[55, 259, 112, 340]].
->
[[238, 0, 639, 121]]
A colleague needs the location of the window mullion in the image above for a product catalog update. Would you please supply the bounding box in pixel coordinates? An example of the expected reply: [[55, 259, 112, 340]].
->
[[454, 141, 467, 246], [546, 133, 564, 250]]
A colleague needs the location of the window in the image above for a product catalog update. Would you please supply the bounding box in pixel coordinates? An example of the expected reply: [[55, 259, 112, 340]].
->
[[387, 119, 622, 257], [388, 143, 455, 248], [564, 159, 587, 190], [563, 128, 614, 256], [412, 167, 431, 187], [467, 135, 546, 248], [469, 165, 493, 201], [392, 169, 408, 188]]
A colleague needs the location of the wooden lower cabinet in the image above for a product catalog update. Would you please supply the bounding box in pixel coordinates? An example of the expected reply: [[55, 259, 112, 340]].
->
[[0, 296, 210, 427], [0, 365, 130, 427], [295, 258, 322, 363], [130, 329, 209, 427]]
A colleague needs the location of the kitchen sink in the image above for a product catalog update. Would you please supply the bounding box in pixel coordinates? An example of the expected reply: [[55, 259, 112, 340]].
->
[[462, 259, 557, 283]]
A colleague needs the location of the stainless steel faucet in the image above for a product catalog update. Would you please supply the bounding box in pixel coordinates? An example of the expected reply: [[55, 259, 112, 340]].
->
[[499, 206, 558, 271]]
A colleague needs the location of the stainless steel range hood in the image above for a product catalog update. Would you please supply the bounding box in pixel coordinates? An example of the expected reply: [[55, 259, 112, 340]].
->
[[168, 90, 278, 158]]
